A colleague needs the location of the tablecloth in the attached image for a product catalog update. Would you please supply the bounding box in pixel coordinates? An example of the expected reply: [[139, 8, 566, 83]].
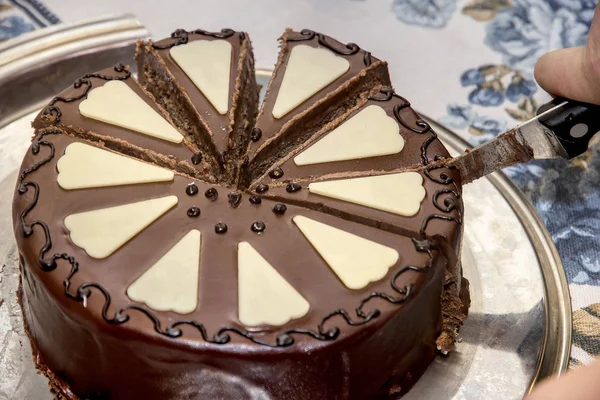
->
[[2, 0, 600, 368]]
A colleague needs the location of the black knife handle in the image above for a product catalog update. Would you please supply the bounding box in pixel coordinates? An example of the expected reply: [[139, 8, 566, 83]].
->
[[537, 97, 600, 158]]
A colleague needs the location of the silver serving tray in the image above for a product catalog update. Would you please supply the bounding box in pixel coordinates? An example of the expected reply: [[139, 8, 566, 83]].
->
[[0, 16, 571, 400]]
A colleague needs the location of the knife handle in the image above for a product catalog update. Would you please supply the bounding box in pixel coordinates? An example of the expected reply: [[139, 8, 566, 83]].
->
[[537, 97, 600, 158]]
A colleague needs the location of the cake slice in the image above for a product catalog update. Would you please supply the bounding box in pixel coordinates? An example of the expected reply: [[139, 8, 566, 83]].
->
[[250, 166, 463, 249], [136, 28, 259, 184], [246, 29, 391, 183], [247, 86, 452, 185], [32, 64, 215, 181]]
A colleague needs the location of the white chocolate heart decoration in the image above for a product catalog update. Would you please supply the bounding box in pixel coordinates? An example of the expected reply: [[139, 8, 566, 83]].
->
[[293, 216, 399, 289], [65, 195, 178, 259], [57, 142, 174, 190], [79, 81, 183, 143], [170, 39, 233, 115], [308, 172, 426, 217], [127, 230, 201, 314], [294, 105, 404, 166], [272, 44, 350, 119], [237, 242, 310, 326]]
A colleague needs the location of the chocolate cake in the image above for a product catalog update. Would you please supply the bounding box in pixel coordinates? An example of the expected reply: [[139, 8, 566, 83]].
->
[[13, 28, 467, 400]]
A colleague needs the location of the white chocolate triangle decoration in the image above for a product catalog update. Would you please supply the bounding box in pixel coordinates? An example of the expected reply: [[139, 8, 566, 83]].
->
[[127, 230, 201, 314], [64, 195, 178, 259], [237, 242, 310, 326], [272, 44, 350, 119], [79, 80, 183, 143], [294, 105, 404, 166], [308, 172, 426, 217], [170, 40, 232, 114], [57, 142, 174, 190], [293, 216, 399, 289]]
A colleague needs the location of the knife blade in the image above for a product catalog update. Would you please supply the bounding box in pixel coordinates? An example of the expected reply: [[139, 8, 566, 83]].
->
[[447, 98, 600, 184]]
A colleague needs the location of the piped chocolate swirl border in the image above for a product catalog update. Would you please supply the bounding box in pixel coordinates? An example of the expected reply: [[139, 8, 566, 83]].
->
[[18, 129, 441, 348], [151, 28, 245, 50], [42, 64, 131, 124], [368, 87, 463, 237], [287, 29, 372, 67]]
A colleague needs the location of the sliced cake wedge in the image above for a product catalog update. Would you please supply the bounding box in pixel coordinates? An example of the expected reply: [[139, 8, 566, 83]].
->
[[245, 29, 391, 184], [32, 64, 214, 181], [136, 28, 259, 184]]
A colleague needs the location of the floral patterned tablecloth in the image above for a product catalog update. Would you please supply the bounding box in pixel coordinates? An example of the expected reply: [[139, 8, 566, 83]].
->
[[2, 0, 600, 369]]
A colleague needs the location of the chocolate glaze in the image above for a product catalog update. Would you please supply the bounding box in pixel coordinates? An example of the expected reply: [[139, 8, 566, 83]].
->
[[14, 28, 466, 400]]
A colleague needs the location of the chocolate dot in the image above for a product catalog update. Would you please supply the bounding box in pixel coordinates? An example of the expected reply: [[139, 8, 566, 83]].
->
[[215, 223, 228, 234], [241, 155, 250, 167], [191, 152, 203, 165], [74, 79, 83, 88], [251, 128, 262, 142], [228, 192, 242, 208], [205, 188, 218, 201], [251, 221, 266, 233], [186, 183, 199, 196], [187, 207, 201, 217], [249, 195, 262, 205], [269, 167, 284, 179], [273, 204, 287, 215], [256, 184, 269, 194], [219, 151, 227, 166], [286, 183, 302, 193], [114, 63, 126, 72]]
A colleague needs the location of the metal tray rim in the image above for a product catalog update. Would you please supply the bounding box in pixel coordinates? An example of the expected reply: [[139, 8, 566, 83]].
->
[[425, 117, 572, 388]]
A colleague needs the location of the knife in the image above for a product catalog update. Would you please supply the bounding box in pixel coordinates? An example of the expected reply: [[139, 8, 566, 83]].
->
[[447, 98, 600, 184]]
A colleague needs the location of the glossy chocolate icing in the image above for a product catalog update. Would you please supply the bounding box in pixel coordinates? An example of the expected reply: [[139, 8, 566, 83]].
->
[[13, 28, 466, 400]]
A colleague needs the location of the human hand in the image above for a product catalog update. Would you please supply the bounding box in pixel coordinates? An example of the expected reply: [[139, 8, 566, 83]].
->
[[534, 7, 600, 105], [524, 360, 600, 400]]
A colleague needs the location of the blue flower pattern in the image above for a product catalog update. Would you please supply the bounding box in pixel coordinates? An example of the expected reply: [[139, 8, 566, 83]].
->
[[392, 0, 600, 287], [0, 0, 59, 42], [0, 15, 34, 40], [391, 0, 457, 28], [486, 0, 595, 72]]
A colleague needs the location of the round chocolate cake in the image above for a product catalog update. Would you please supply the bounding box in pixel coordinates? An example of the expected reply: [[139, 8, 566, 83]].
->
[[13, 28, 467, 399]]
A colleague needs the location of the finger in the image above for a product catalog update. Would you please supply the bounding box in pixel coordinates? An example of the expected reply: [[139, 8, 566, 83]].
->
[[525, 361, 600, 400], [534, 7, 600, 104]]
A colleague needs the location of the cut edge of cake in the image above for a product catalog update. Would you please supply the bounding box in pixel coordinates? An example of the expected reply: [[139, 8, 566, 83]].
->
[[135, 29, 259, 185]]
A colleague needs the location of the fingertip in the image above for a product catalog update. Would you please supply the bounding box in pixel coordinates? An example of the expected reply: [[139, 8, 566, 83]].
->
[[533, 49, 568, 95]]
